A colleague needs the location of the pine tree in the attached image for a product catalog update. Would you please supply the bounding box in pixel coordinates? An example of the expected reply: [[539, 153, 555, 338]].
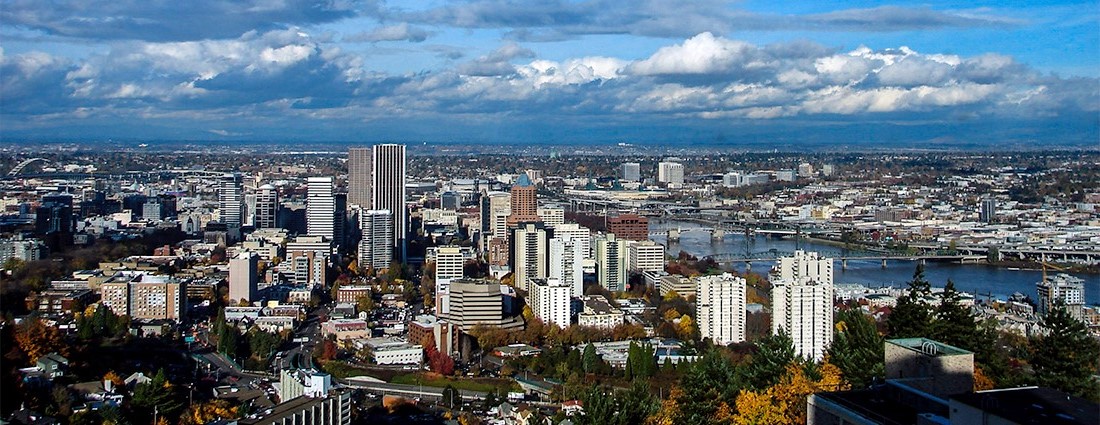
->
[[930, 280, 977, 350], [828, 309, 884, 389], [1031, 303, 1100, 400], [746, 329, 797, 390], [887, 264, 934, 338], [582, 343, 599, 374]]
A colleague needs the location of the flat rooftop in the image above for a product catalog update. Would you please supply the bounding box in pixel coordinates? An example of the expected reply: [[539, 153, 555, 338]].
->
[[951, 387, 1099, 425], [886, 338, 971, 357]]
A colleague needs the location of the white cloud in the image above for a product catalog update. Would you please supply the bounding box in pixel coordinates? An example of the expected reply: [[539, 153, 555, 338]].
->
[[630, 32, 756, 75]]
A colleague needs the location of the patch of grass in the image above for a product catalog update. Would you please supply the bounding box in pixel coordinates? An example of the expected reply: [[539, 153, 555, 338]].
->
[[319, 360, 375, 379], [389, 373, 519, 393]]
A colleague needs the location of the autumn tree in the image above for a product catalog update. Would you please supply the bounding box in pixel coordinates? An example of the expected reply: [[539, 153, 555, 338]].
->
[[887, 264, 933, 338], [733, 362, 848, 425], [182, 400, 239, 425], [426, 344, 455, 376], [14, 316, 66, 362]]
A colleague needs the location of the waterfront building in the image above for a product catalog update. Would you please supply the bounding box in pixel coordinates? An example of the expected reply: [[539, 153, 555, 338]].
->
[[771, 251, 834, 362], [696, 273, 747, 346]]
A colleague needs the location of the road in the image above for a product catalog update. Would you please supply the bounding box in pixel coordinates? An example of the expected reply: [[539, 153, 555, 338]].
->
[[341, 380, 489, 402]]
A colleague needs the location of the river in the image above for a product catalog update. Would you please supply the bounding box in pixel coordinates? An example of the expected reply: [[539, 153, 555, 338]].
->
[[650, 220, 1100, 305]]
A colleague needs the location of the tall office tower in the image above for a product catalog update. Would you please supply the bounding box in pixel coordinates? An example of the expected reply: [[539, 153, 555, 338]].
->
[[979, 197, 996, 223], [371, 144, 407, 256], [697, 273, 747, 346], [622, 162, 641, 182], [595, 233, 627, 292], [531, 278, 571, 328], [348, 147, 372, 208], [550, 235, 585, 298], [306, 177, 335, 239], [507, 173, 539, 226], [628, 240, 665, 273], [552, 223, 592, 260], [657, 160, 684, 185], [771, 250, 834, 362], [434, 246, 465, 315], [798, 163, 814, 178], [487, 192, 512, 239], [358, 210, 394, 270], [219, 173, 243, 228], [255, 184, 279, 229], [513, 222, 547, 293], [229, 251, 259, 304], [334, 193, 347, 249]]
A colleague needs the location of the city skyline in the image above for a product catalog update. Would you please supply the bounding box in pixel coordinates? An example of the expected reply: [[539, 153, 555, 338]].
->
[[1, 1, 1097, 145]]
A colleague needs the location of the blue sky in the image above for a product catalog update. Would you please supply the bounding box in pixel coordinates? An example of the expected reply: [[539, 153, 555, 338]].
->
[[1, 0, 1097, 145]]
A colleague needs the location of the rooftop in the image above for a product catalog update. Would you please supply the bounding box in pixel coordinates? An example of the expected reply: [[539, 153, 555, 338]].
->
[[951, 387, 1099, 425], [886, 338, 972, 357]]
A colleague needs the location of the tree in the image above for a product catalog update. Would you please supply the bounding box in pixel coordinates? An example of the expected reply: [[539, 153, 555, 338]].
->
[[14, 316, 66, 362], [745, 329, 796, 390], [426, 345, 455, 375], [733, 362, 849, 425], [441, 385, 461, 410], [581, 343, 599, 374], [576, 381, 657, 425], [1030, 303, 1100, 400], [131, 369, 183, 424], [930, 280, 978, 351], [674, 349, 744, 425], [356, 295, 374, 314], [676, 314, 695, 341], [828, 309, 884, 389], [182, 400, 239, 425], [887, 264, 934, 338]]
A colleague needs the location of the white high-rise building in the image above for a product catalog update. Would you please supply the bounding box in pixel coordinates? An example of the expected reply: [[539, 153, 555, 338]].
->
[[434, 245, 465, 315], [487, 192, 512, 240], [771, 251, 834, 362], [697, 273, 747, 346], [229, 251, 258, 304], [657, 160, 684, 185], [255, 184, 278, 229], [595, 233, 627, 292], [1037, 273, 1086, 318], [307, 177, 335, 238], [628, 240, 665, 273], [370, 144, 407, 254], [550, 235, 585, 298], [358, 209, 394, 270], [552, 223, 591, 260], [513, 223, 547, 293], [622, 162, 641, 182], [219, 173, 243, 228], [530, 278, 571, 328], [537, 206, 565, 228]]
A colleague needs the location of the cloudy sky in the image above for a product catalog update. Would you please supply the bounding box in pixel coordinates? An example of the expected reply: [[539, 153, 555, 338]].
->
[[1, 0, 1097, 146]]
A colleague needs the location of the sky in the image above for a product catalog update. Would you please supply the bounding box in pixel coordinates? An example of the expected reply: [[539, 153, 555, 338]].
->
[[1, 0, 1098, 146]]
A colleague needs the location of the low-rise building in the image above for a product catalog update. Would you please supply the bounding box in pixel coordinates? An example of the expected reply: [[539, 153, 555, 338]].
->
[[577, 295, 624, 329], [354, 337, 423, 365], [320, 319, 370, 341]]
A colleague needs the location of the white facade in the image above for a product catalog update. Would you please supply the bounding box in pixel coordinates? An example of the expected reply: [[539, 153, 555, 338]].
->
[[255, 184, 278, 229], [696, 273, 747, 346], [371, 144, 407, 250], [622, 162, 641, 182], [595, 233, 627, 292], [577, 295, 624, 329], [306, 176, 335, 238], [550, 235, 585, 298], [513, 223, 547, 293], [228, 251, 258, 303], [628, 240, 665, 273], [531, 278, 571, 328], [218, 173, 243, 228], [434, 245, 465, 315], [537, 206, 565, 228], [358, 209, 394, 270], [657, 161, 684, 185], [771, 251, 834, 362], [552, 223, 591, 259]]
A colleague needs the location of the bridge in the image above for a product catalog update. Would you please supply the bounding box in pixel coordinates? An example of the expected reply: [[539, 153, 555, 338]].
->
[[7, 158, 49, 177], [703, 251, 989, 270]]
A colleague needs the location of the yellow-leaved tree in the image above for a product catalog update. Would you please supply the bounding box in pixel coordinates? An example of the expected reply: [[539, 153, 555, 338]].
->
[[182, 400, 239, 425], [733, 361, 850, 425]]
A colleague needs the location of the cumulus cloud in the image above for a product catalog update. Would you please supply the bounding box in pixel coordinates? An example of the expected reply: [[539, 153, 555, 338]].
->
[[455, 42, 535, 76], [343, 23, 433, 43], [0, 0, 355, 41]]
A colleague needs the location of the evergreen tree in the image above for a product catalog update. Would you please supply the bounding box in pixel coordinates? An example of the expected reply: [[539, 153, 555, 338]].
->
[[745, 328, 797, 390], [582, 343, 599, 374], [1031, 303, 1100, 400], [887, 264, 934, 338], [930, 280, 977, 350], [828, 309, 884, 389], [675, 349, 744, 425]]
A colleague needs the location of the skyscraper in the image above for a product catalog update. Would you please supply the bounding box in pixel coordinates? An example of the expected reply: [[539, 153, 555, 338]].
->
[[255, 184, 278, 229], [229, 251, 259, 304], [219, 173, 243, 228], [306, 177, 335, 239], [980, 197, 996, 223], [697, 273, 747, 346], [513, 222, 547, 293], [506, 173, 539, 226], [348, 147, 372, 208], [657, 160, 684, 185], [550, 234, 585, 298], [595, 233, 627, 292], [358, 209, 394, 270], [371, 144, 407, 256], [434, 245, 465, 315], [771, 251, 834, 362]]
